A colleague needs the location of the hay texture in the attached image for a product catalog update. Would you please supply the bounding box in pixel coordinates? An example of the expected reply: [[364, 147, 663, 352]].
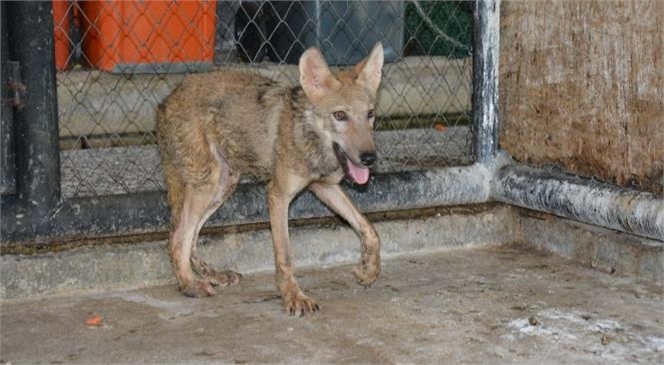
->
[[500, 1, 663, 195]]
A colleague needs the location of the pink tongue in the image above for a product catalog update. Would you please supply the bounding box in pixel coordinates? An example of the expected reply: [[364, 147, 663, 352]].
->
[[346, 158, 370, 184]]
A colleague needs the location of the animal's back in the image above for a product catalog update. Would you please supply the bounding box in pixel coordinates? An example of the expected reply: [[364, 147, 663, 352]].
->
[[157, 71, 288, 180]]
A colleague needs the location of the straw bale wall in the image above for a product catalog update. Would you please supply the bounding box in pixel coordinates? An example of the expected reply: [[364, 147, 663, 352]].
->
[[500, 1, 663, 195]]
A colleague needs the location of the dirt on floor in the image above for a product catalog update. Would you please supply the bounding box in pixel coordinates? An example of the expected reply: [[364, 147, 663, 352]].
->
[[1, 244, 663, 364]]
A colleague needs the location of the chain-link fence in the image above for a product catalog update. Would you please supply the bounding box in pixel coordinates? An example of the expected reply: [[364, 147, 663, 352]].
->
[[52, 0, 473, 199], [5, 0, 661, 263]]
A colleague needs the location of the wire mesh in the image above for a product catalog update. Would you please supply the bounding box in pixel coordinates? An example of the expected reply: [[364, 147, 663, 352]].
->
[[53, 0, 473, 199]]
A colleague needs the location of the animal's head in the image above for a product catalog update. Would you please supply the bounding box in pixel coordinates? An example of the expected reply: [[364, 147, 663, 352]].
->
[[299, 42, 384, 185]]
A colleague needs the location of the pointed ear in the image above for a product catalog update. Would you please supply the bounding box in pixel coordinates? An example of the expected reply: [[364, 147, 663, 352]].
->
[[354, 42, 384, 94], [299, 47, 340, 101]]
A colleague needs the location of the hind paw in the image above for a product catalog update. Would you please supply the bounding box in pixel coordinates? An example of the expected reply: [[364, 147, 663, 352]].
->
[[191, 255, 242, 288], [205, 269, 243, 287], [180, 279, 216, 298]]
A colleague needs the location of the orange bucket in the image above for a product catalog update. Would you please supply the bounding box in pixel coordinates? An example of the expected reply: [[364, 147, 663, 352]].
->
[[79, 0, 217, 73], [53, 0, 72, 71]]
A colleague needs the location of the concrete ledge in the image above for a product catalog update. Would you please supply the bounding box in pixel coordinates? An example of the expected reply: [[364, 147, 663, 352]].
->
[[519, 209, 664, 282], [4, 202, 663, 300], [492, 160, 664, 241], [0, 205, 516, 299]]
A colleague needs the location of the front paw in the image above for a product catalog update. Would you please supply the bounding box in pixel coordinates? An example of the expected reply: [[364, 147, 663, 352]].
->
[[283, 292, 320, 316], [353, 255, 381, 286]]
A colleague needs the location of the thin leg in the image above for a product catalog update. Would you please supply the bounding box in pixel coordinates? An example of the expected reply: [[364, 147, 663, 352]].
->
[[170, 186, 219, 297], [309, 182, 381, 286], [190, 169, 242, 287], [267, 177, 319, 315], [169, 146, 242, 297]]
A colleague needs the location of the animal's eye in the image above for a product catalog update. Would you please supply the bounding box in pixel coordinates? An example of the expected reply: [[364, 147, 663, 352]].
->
[[332, 111, 347, 121], [368, 109, 375, 119]]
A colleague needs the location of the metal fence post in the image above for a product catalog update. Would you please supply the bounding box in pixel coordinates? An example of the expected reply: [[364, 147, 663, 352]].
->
[[5, 1, 61, 213], [1, 2, 17, 195], [472, 0, 500, 163]]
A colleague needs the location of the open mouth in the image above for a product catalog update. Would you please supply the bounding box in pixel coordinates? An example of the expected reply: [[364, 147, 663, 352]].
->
[[333, 143, 371, 185]]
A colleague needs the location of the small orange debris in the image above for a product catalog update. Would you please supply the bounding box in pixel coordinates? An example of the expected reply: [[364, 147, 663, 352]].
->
[[433, 123, 447, 132], [85, 314, 103, 327]]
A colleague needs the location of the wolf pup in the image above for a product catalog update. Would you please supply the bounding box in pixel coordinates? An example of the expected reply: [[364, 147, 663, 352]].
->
[[156, 43, 384, 315]]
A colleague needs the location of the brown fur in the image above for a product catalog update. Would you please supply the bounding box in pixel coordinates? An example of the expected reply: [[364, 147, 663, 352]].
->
[[156, 43, 384, 315]]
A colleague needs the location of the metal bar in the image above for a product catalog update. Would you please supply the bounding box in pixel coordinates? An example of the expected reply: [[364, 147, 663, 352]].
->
[[1, 166, 493, 244], [472, 0, 500, 163], [5, 1, 61, 210], [492, 162, 664, 241], [0, 2, 16, 195]]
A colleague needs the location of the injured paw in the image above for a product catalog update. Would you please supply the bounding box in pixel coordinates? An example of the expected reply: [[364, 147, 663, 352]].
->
[[354, 244, 381, 286], [353, 260, 381, 287]]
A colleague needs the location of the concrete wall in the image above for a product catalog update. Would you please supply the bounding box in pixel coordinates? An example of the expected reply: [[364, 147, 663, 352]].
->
[[499, 0, 663, 195]]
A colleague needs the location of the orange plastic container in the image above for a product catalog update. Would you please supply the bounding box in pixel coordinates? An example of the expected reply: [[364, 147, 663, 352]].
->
[[79, 0, 217, 73], [53, 0, 71, 71]]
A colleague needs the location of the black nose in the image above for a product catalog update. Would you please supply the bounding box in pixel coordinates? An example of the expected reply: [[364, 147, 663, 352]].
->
[[360, 152, 377, 167]]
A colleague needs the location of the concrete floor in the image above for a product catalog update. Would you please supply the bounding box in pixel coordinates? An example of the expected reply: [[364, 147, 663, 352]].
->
[[2, 244, 662, 364]]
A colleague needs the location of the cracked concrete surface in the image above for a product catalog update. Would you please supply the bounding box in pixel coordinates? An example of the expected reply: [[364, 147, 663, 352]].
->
[[2, 244, 662, 364]]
